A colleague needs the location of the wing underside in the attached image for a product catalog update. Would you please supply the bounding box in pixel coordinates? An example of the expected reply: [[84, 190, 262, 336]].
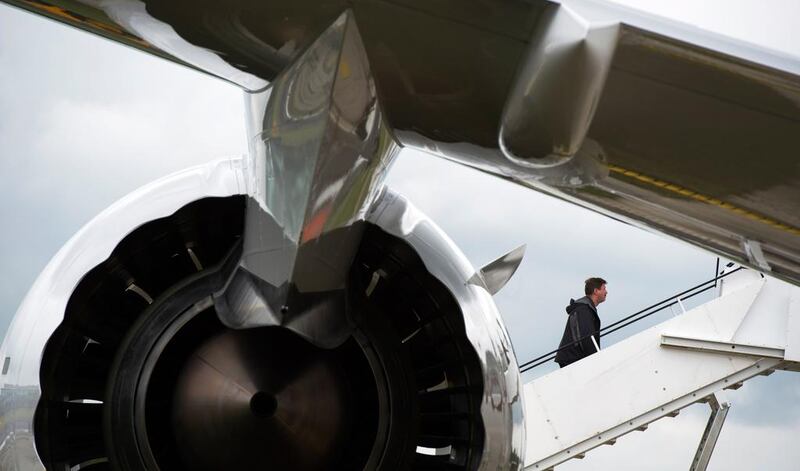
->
[[4, 0, 800, 283]]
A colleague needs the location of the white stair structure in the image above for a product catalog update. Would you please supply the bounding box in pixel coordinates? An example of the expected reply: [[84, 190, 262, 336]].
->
[[523, 268, 800, 470]]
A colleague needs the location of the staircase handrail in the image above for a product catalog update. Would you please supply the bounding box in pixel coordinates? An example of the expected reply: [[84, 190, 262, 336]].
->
[[519, 267, 744, 373]]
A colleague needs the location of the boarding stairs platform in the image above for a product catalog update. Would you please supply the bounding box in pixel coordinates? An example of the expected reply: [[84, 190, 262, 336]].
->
[[522, 267, 800, 470]]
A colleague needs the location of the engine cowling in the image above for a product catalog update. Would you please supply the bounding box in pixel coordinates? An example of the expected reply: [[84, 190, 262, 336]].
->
[[0, 159, 524, 470]]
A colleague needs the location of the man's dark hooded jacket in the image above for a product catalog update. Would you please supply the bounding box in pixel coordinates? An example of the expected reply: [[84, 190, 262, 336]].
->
[[554, 296, 600, 367]]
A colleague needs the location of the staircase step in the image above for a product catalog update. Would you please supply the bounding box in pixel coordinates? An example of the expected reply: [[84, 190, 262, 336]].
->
[[522, 270, 798, 471]]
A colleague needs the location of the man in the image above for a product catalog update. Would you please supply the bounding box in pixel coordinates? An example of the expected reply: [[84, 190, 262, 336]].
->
[[555, 277, 607, 368]]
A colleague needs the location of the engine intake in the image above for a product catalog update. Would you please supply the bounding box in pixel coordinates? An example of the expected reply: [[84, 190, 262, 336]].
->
[[35, 196, 488, 470]]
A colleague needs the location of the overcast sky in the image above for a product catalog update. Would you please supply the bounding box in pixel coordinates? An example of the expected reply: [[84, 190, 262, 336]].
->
[[0, 1, 798, 470]]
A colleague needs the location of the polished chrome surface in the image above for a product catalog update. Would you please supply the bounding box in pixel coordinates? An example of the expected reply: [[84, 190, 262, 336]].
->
[[368, 189, 526, 469], [169, 327, 360, 470], [0, 159, 245, 470], [0, 163, 526, 469], [557, 5, 800, 281], [3, 0, 800, 468], [501, 3, 618, 170], [215, 10, 400, 348], [469, 244, 527, 295], [3, 0, 800, 284]]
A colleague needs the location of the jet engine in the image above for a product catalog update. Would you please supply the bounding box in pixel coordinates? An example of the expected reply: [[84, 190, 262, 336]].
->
[[0, 158, 525, 470]]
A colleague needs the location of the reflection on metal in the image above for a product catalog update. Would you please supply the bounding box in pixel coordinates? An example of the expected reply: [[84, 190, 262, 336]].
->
[[500, 4, 618, 170], [368, 189, 526, 469], [2, 0, 161, 56], [3, 0, 800, 467], [469, 244, 527, 295], [364, 270, 382, 296], [169, 326, 364, 469], [0, 158, 244, 468], [216, 10, 399, 348], [0, 173, 526, 469], [690, 393, 731, 471], [72, 457, 109, 469], [125, 282, 153, 304], [100, 0, 269, 90], [4, 0, 800, 286], [4, 0, 268, 89], [186, 246, 203, 271], [416, 445, 452, 457], [214, 267, 356, 349]]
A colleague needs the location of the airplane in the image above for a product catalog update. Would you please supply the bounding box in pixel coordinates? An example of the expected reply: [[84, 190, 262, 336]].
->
[[0, 0, 798, 470]]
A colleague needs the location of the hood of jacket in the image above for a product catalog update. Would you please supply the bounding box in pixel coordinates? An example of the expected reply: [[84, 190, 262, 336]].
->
[[566, 296, 597, 315]]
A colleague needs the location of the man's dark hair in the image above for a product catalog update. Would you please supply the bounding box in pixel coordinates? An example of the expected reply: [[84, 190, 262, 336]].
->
[[585, 277, 607, 295]]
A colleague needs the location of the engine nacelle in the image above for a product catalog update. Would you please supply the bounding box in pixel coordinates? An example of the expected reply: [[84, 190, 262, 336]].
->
[[0, 158, 524, 470]]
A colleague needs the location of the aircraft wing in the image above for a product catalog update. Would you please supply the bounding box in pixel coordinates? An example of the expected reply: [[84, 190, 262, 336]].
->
[[4, 0, 800, 284]]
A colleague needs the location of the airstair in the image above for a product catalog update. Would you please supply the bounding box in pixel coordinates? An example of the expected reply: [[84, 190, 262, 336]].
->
[[521, 267, 800, 470]]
